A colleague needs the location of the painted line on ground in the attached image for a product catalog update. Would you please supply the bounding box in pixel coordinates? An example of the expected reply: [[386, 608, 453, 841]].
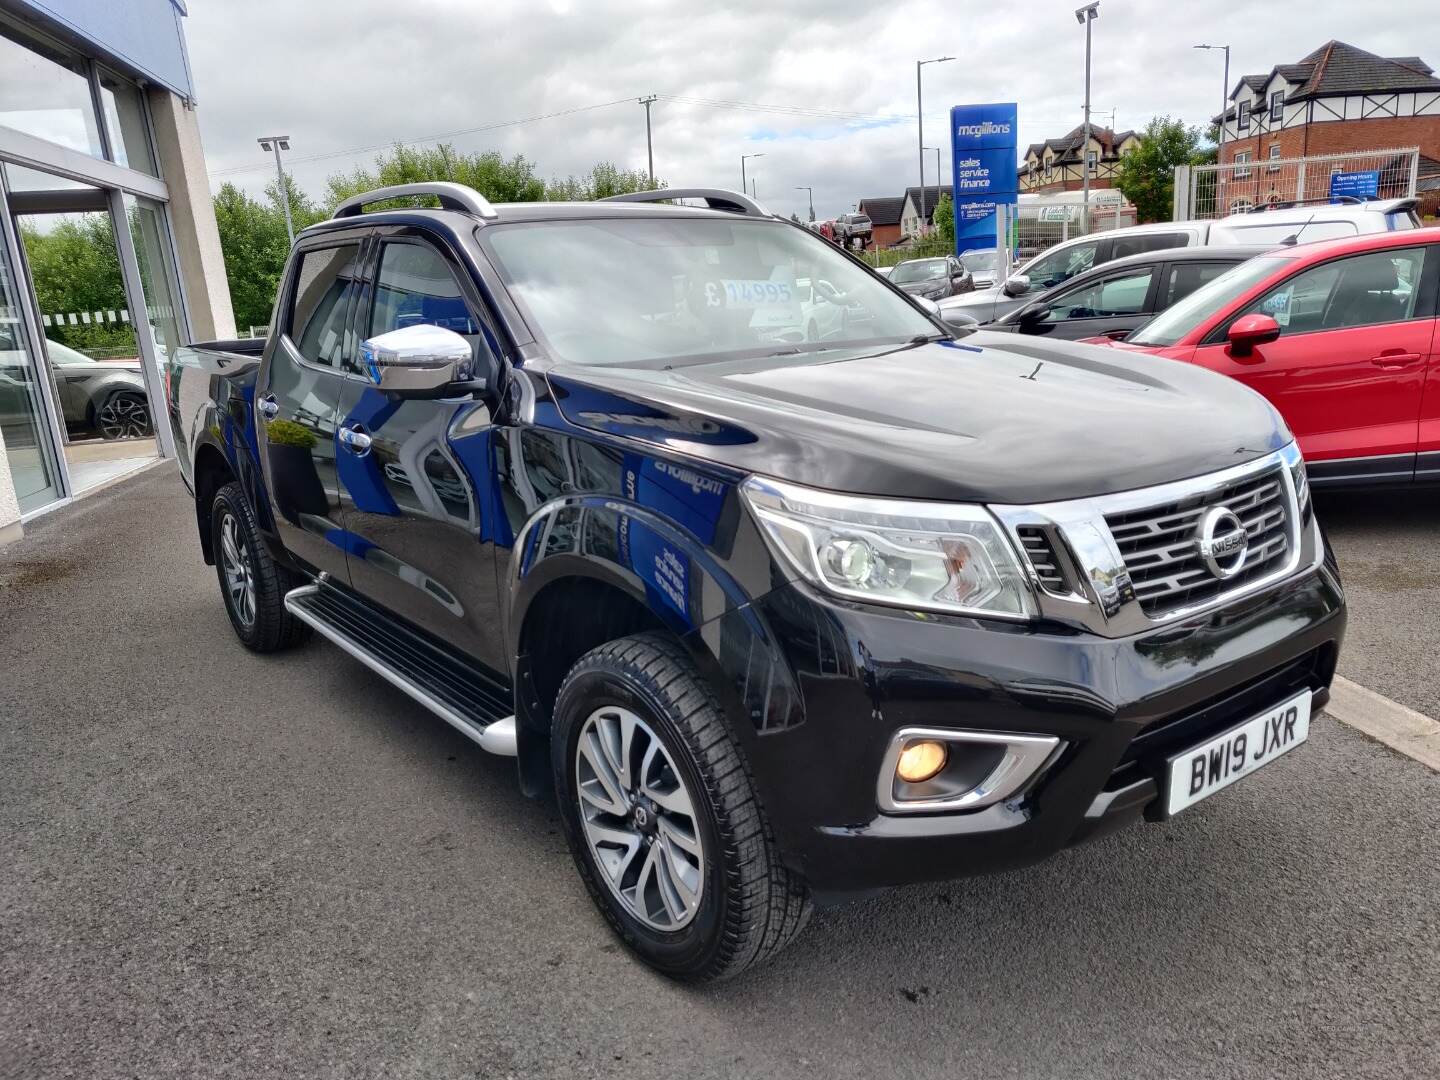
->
[[1325, 675, 1440, 773]]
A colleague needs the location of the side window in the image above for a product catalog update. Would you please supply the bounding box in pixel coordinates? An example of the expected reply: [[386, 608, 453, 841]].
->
[[1239, 249, 1428, 335], [1026, 240, 1100, 289], [1111, 232, 1187, 259], [1042, 267, 1154, 320], [369, 242, 479, 345], [288, 243, 363, 368], [1162, 262, 1233, 308]]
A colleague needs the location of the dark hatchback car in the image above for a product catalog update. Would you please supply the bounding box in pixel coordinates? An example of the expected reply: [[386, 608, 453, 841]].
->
[[984, 246, 1269, 341], [888, 255, 973, 300]]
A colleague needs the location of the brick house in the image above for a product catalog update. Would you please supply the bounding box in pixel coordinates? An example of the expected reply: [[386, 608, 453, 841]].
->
[[1017, 126, 1140, 194], [857, 196, 904, 248], [1215, 41, 1440, 214]]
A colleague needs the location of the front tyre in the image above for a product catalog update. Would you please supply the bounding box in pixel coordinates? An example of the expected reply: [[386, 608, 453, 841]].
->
[[210, 481, 310, 653], [552, 632, 811, 981]]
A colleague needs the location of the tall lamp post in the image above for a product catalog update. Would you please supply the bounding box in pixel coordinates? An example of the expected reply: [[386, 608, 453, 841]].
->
[[741, 153, 765, 198], [1074, 4, 1099, 230], [795, 185, 814, 222], [1193, 44, 1230, 156], [638, 95, 657, 185], [258, 135, 294, 245], [916, 56, 955, 198], [923, 146, 943, 189]]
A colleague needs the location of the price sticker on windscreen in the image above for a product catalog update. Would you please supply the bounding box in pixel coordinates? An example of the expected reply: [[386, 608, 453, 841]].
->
[[717, 269, 802, 329]]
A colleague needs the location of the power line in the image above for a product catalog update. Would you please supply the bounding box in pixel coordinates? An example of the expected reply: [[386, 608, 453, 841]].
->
[[207, 97, 637, 178]]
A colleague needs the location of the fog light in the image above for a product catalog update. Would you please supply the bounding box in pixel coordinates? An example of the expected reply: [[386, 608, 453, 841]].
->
[[896, 739, 948, 784]]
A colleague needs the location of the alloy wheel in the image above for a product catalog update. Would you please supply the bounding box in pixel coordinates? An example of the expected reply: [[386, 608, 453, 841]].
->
[[218, 511, 256, 627], [575, 705, 705, 931], [97, 394, 153, 440]]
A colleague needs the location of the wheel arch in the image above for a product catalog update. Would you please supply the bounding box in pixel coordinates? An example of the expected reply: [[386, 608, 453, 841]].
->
[[506, 496, 802, 800], [192, 441, 236, 565]]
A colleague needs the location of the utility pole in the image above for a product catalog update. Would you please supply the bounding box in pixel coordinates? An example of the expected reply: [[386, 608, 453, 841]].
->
[[741, 153, 765, 197], [916, 56, 955, 200], [795, 186, 814, 221], [1075, 4, 1099, 230], [258, 135, 294, 245], [637, 95, 657, 185], [1194, 44, 1230, 156]]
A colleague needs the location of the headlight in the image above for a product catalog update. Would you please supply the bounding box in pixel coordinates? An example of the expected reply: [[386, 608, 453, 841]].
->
[[1283, 443, 1310, 519], [741, 477, 1035, 619]]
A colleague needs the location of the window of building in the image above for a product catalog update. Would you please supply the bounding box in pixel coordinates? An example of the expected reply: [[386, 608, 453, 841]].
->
[[1270, 91, 1284, 123], [98, 69, 157, 176], [1229, 198, 1254, 214], [1233, 151, 1252, 180], [288, 244, 363, 368], [1238, 100, 1251, 130], [1267, 144, 1283, 172], [0, 19, 103, 157]]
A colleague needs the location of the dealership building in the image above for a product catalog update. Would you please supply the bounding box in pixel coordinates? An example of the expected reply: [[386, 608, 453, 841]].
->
[[0, 0, 231, 545]]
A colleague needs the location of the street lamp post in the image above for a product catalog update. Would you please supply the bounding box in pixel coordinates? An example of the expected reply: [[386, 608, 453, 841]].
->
[[1074, 4, 1099, 230], [638, 95, 657, 185], [1193, 44, 1230, 156], [741, 153, 765, 198], [923, 146, 943, 189], [795, 185, 814, 222], [258, 135, 294, 245], [916, 56, 955, 198]]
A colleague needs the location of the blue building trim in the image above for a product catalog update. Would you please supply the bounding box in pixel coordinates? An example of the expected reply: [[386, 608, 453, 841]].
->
[[4, 0, 194, 100]]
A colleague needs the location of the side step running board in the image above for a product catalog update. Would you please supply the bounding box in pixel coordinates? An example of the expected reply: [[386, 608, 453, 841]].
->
[[284, 583, 517, 757]]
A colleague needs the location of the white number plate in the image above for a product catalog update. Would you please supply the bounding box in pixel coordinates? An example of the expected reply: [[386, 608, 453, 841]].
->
[[1165, 689, 1312, 816]]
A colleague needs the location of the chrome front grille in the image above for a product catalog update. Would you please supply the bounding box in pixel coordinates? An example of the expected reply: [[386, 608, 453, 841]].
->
[[1104, 465, 1293, 617]]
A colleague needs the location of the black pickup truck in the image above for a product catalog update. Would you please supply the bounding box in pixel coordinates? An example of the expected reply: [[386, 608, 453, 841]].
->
[[166, 183, 1344, 981]]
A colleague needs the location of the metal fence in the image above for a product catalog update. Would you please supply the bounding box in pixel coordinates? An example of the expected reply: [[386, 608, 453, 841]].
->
[[856, 204, 1136, 273], [1176, 148, 1420, 220]]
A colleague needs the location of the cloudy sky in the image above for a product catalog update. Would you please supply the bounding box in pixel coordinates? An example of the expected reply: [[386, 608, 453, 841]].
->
[[188, 0, 1429, 220]]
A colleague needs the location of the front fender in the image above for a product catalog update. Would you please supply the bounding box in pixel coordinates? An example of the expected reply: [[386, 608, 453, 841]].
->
[[506, 494, 806, 798]]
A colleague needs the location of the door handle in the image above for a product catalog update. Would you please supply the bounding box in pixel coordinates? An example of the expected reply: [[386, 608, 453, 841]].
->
[[1370, 351, 1422, 368], [257, 394, 279, 418], [337, 423, 372, 455]]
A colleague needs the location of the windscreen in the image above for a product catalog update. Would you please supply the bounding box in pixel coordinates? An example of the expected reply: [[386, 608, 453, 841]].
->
[[1126, 256, 1292, 347], [890, 259, 948, 284], [484, 217, 937, 366], [961, 250, 997, 273]]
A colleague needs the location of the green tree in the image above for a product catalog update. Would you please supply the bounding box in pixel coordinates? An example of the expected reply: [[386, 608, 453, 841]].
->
[[544, 161, 657, 201], [212, 177, 323, 333], [19, 216, 133, 352], [324, 143, 548, 210], [1114, 116, 1210, 223], [933, 193, 955, 249]]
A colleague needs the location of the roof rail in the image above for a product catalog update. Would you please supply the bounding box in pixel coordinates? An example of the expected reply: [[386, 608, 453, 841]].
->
[[332, 181, 498, 220], [601, 187, 774, 217]]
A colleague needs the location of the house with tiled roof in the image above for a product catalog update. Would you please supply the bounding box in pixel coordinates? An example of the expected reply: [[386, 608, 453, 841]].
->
[[1215, 41, 1440, 213], [856, 195, 905, 247], [1017, 125, 1140, 194]]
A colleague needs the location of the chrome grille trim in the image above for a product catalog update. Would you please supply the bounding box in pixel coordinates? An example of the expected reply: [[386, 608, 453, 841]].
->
[[992, 445, 1319, 639]]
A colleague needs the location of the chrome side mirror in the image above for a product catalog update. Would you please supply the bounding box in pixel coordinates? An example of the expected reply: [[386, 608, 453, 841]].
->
[[1002, 274, 1031, 298], [359, 324, 473, 396]]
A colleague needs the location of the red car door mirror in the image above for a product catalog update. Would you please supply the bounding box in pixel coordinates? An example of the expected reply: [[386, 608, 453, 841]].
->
[[1227, 313, 1282, 359]]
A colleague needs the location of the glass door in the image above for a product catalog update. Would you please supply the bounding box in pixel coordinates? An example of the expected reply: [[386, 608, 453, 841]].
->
[[0, 199, 62, 512]]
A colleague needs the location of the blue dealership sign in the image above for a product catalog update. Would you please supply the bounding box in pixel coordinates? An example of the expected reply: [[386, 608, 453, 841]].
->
[[949, 103, 1018, 255], [1329, 170, 1380, 203]]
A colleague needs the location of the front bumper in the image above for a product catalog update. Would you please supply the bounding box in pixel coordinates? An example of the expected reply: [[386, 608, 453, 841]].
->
[[738, 561, 1344, 893]]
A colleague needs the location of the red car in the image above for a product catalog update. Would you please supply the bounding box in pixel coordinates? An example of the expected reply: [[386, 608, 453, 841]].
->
[[1093, 227, 1440, 488]]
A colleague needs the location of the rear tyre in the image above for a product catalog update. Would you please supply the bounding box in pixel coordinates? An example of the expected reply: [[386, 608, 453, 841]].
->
[[552, 632, 811, 982], [210, 481, 310, 653]]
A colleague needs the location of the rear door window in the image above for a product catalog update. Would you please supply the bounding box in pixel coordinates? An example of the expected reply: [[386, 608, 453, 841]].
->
[[288, 244, 363, 368], [1237, 248, 1429, 335], [1111, 232, 1189, 259], [1161, 262, 1235, 308]]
